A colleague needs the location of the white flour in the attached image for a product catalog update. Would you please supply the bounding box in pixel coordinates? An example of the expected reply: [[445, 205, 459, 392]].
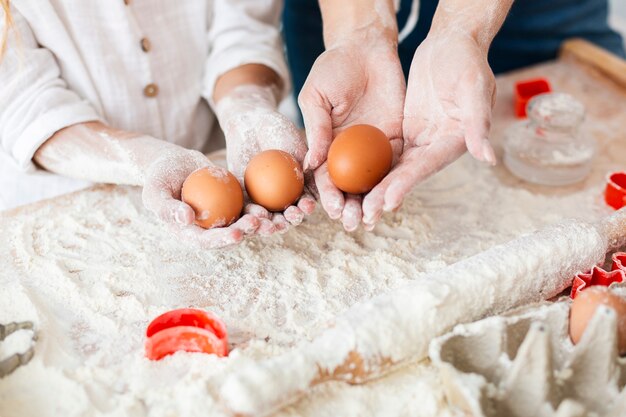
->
[[0, 63, 624, 417], [0, 148, 614, 417]]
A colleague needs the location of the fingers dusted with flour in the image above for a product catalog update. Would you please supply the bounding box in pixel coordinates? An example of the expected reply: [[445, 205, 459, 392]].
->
[[299, 93, 333, 171], [298, 0, 405, 230], [214, 67, 315, 234], [169, 214, 260, 250], [314, 163, 345, 221], [34, 122, 271, 249], [361, 0, 512, 225]]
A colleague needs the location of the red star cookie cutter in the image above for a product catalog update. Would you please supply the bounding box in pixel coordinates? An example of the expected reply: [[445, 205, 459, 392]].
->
[[605, 171, 626, 210], [145, 308, 228, 360], [570, 252, 626, 299], [612, 252, 626, 271]]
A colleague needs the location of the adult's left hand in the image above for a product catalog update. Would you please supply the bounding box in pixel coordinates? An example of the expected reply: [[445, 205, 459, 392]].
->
[[362, 32, 497, 227]]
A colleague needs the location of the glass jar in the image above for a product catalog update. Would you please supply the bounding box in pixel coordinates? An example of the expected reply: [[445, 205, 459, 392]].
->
[[503, 93, 595, 186]]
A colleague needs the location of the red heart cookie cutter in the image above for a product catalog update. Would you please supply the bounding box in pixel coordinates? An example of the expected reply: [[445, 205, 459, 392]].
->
[[145, 308, 228, 360]]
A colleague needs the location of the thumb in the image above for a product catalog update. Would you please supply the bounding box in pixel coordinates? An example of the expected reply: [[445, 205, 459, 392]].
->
[[298, 90, 333, 171], [142, 182, 195, 226], [460, 78, 496, 165]]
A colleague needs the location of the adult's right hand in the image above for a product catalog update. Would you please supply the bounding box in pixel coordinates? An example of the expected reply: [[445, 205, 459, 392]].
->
[[298, 37, 405, 232]]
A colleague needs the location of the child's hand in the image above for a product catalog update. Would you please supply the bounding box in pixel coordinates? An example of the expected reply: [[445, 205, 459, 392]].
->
[[142, 147, 261, 248], [216, 85, 316, 235]]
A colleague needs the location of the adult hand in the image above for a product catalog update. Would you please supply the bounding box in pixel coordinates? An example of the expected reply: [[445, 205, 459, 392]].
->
[[299, 39, 405, 231], [216, 85, 316, 236], [362, 33, 497, 227]]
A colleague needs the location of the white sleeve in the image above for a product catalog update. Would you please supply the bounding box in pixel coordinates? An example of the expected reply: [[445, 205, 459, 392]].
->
[[0, 6, 101, 172], [203, 0, 290, 107]]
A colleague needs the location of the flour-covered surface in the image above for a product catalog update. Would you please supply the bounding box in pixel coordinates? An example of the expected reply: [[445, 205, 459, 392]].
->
[[1, 59, 625, 417]]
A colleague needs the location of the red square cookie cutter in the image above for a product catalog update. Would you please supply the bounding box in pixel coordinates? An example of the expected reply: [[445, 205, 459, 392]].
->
[[514, 78, 552, 118], [570, 252, 626, 299], [145, 308, 228, 360], [605, 171, 626, 210]]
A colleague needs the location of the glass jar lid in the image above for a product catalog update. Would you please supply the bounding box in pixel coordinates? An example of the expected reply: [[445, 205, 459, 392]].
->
[[526, 93, 585, 130]]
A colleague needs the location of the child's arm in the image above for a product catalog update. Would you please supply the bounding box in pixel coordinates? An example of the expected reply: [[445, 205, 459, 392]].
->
[[204, 1, 316, 231], [0, 6, 258, 248], [213, 64, 282, 104], [203, 0, 289, 107], [0, 5, 102, 173], [34, 122, 261, 248]]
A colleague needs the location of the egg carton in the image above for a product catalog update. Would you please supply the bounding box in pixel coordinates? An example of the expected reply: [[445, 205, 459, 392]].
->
[[429, 293, 626, 417]]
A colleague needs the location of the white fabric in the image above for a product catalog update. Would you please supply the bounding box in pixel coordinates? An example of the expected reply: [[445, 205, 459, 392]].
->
[[0, 0, 288, 210], [398, 0, 420, 43]]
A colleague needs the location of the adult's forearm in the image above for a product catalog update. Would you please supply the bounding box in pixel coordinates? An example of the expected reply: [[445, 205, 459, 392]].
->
[[34, 122, 178, 186], [318, 0, 398, 48], [430, 0, 514, 51]]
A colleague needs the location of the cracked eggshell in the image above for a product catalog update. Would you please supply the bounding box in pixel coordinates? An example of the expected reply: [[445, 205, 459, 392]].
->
[[181, 166, 244, 229], [244, 150, 304, 212]]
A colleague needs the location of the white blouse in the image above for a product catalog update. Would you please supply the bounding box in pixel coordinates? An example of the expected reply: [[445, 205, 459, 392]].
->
[[0, 0, 288, 209]]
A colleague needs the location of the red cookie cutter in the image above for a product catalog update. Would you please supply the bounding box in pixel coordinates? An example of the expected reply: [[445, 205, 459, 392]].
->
[[570, 252, 626, 299], [612, 252, 626, 271], [514, 78, 552, 118], [605, 171, 626, 210], [145, 308, 228, 360]]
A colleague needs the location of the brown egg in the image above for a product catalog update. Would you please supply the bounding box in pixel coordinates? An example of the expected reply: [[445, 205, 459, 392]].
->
[[181, 166, 243, 229], [327, 124, 393, 194], [569, 286, 626, 354], [244, 150, 304, 212]]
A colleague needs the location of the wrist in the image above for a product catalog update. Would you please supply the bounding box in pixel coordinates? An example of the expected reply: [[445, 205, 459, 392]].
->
[[320, 0, 398, 49], [429, 0, 513, 52], [213, 64, 282, 104], [215, 84, 278, 125]]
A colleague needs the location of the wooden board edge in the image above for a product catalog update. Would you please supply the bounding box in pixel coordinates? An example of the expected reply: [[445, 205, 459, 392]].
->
[[560, 38, 626, 90]]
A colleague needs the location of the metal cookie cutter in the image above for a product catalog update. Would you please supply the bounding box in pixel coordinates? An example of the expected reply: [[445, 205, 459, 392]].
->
[[0, 321, 37, 378]]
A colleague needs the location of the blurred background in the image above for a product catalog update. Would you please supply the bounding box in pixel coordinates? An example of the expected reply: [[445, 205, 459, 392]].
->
[[1, 2, 626, 212], [610, 0, 626, 34]]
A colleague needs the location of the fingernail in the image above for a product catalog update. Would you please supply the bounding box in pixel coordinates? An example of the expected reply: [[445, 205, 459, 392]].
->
[[303, 154, 311, 171], [383, 200, 400, 212], [482, 139, 497, 166], [175, 207, 188, 225], [362, 215, 374, 225]]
